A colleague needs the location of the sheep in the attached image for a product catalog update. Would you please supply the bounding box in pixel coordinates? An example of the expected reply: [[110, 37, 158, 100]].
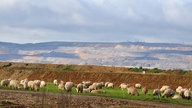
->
[[1, 79, 11, 87], [9, 80, 21, 89], [176, 86, 182, 93], [76, 83, 83, 93], [64, 82, 74, 92], [96, 82, 103, 89], [91, 90, 106, 94], [135, 83, 142, 89], [119, 83, 128, 90], [160, 85, 170, 92], [53, 79, 58, 85], [142, 86, 148, 95], [28, 81, 40, 91], [127, 86, 139, 96], [83, 88, 91, 93], [88, 84, 97, 91], [107, 83, 114, 88], [105, 82, 110, 87], [162, 89, 175, 98], [40, 81, 46, 88], [82, 81, 92, 88], [180, 89, 191, 100], [20, 79, 28, 90], [153, 89, 161, 96], [184, 90, 191, 100], [172, 95, 182, 99], [58, 81, 65, 90], [28, 81, 34, 90]]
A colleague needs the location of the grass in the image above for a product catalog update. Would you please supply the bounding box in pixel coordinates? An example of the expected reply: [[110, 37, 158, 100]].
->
[[1, 83, 191, 106]]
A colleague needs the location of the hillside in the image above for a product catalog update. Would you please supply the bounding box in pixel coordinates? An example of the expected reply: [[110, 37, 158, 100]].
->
[[0, 41, 192, 70], [0, 62, 192, 90]]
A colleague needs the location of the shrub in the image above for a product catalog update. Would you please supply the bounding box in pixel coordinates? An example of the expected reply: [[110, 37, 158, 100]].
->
[[151, 68, 162, 73], [130, 67, 143, 72]]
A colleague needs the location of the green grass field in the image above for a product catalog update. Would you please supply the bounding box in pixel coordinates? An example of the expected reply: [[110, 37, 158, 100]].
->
[[1, 82, 192, 106]]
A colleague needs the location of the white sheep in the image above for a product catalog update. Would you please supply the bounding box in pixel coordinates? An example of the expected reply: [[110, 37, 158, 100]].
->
[[96, 82, 103, 89], [172, 95, 182, 99], [9, 80, 21, 89], [20, 79, 28, 90], [162, 89, 175, 98], [107, 83, 114, 88], [53, 79, 58, 85], [135, 83, 142, 89], [82, 81, 92, 88], [76, 83, 83, 93], [105, 82, 110, 87], [28, 81, 40, 91], [160, 85, 170, 92], [176, 86, 182, 93], [127, 86, 139, 96], [88, 84, 97, 91], [28, 81, 34, 90], [142, 86, 148, 95], [180, 89, 191, 100], [153, 89, 161, 96], [1, 79, 11, 86], [64, 82, 74, 92], [58, 81, 65, 91], [91, 90, 106, 94], [119, 83, 128, 90], [40, 81, 46, 88], [83, 88, 91, 93]]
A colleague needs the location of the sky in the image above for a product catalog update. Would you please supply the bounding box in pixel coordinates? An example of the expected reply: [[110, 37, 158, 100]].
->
[[0, 0, 192, 44]]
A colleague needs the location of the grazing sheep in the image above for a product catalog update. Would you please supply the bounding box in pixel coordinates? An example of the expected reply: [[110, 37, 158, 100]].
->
[[28, 81, 34, 90], [127, 86, 139, 96], [65, 82, 74, 92], [40, 81, 46, 88], [176, 86, 182, 93], [162, 89, 175, 98], [172, 94, 182, 99], [28, 81, 40, 91], [53, 79, 58, 85], [76, 83, 83, 93], [135, 83, 142, 89], [9, 80, 21, 89], [142, 87, 148, 95], [153, 89, 161, 96], [1, 79, 11, 87], [119, 83, 128, 90], [88, 84, 97, 91], [83, 88, 91, 93], [96, 82, 103, 89], [20, 79, 28, 90], [107, 83, 114, 88], [160, 85, 170, 92], [105, 82, 110, 87], [91, 90, 106, 94], [82, 81, 92, 88], [180, 90, 191, 100], [58, 81, 65, 91]]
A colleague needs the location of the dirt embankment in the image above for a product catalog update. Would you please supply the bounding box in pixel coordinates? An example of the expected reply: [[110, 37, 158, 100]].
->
[[0, 90, 190, 108], [0, 62, 192, 89]]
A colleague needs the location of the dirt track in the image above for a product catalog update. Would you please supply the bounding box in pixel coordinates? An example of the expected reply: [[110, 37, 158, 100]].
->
[[0, 89, 191, 108]]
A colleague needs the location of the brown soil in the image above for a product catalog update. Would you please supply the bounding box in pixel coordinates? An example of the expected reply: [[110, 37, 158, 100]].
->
[[0, 90, 191, 108]]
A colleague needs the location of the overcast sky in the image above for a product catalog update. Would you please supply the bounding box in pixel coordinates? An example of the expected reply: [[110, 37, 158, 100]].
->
[[0, 0, 192, 44]]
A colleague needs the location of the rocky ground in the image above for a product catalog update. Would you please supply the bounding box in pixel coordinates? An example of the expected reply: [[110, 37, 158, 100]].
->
[[0, 90, 191, 108]]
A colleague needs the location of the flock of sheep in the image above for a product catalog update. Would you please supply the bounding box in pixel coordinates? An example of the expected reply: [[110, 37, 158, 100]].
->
[[0, 78, 191, 100]]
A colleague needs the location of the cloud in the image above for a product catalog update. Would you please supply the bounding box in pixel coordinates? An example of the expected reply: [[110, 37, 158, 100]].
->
[[0, 0, 192, 44]]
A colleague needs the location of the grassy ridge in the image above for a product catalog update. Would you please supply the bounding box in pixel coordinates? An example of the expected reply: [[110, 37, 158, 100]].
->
[[1, 82, 192, 106]]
